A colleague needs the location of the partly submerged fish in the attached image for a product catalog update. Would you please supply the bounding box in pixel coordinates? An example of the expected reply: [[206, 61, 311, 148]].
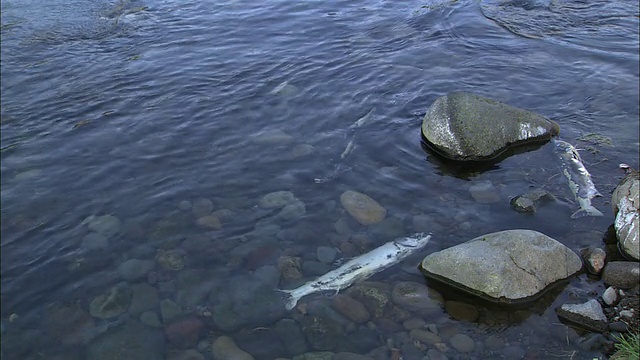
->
[[348, 108, 375, 129], [553, 139, 603, 218], [279, 233, 432, 310], [340, 138, 356, 159]]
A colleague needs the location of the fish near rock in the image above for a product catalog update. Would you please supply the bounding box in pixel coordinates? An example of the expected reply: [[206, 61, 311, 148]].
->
[[553, 139, 603, 219], [278, 233, 431, 310]]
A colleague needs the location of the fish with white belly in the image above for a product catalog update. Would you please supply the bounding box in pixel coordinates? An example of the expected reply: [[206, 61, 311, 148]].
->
[[278, 233, 431, 310], [553, 139, 604, 218]]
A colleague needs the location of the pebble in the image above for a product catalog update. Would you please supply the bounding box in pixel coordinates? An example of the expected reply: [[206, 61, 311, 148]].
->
[[290, 144, 314, 157], [89, 285, 132, 319], [168, 349, 205, 360], [331, 294, 371, 324], [212, 336, 255, 360], [192, 198, 213, 217], [401, 343, 425, 359], [444, 301, 479, 322], [129, 283, 160, 316], [334, 217, 352, 236], [619, 309, 635, 320], [412, 214, 433, 233], [82, 232, 109, 250], [484, 335, 505, 350], [278, 200, 306, 220], [392, 281, 443, 313], [426, 349, 449, 360], [468, 181, 501, 204], [449, 333, 475, 353], [410, 328, 441, 345], [259, 191, 298, 209], [402, 318, 426, 330], [274, 318, 308, 356], [196, 215, 221, 229], [608, 321, 629, 332], [602, 286, 619, 306], [140, 311, 162, 327], [339, 190, 387, 225], [316, 246, 337, 264], [86, 214, 122, 238], [178, 200, 192, 211], [580, 247, 606, 275], [160, 299, 183, 324], [302, 261, 332, 276], [502, 345, 526, 359]]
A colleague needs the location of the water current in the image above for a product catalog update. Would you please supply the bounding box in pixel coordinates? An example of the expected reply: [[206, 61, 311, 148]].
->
[[1, 0, 638, 359]]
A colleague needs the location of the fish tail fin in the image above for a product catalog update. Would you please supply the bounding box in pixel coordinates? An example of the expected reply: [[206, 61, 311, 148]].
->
[[571, 206, 604, 219], [277, 289, 302, 311]]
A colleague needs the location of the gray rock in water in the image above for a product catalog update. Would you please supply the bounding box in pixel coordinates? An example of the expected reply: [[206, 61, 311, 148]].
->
[[212, 336, 255, 360], [421, 92, 560, 161], [556, 299, 607, 332], [82, 232, 109, 250], [510, 188, 555, 213], [601, 286, 619, 306], [259, 191, 298, 209], [579, 247, 606, 275], [611, 170, 639, 261], [468, 180, 501, 204], [391, 281, 443, 314], [449, 333, 475, 353], [117, 259, 155, 281], [274, 318, 308, 356], [85, 320, 164, 360], [89, 285, 132, 319], [316, 246, 338, 264], [85, 215, 122, 238], [420, 229, 582, 303], [160, 299, 183, 324]]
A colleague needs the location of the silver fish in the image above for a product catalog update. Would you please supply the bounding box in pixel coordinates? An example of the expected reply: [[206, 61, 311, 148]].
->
[[553, 139, 603, 218], [340, 138, 356, 159], [279, 233, 431, 310], [348, 108, 375, 129]]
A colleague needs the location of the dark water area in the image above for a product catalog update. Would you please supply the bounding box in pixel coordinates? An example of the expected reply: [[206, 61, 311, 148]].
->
[[1, 0, 638, 359]]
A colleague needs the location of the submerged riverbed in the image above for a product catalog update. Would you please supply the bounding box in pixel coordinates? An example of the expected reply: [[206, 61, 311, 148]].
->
[[1, 0, 638, 359]]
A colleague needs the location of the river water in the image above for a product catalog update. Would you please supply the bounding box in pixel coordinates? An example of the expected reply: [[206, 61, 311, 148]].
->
[[1, 0, 638, 359]]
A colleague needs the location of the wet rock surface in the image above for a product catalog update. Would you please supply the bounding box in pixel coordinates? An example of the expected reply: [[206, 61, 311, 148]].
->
[[510, 188, 555, 213], [602, 261, 640, 289], [421, 92, 559, 161], [556, 299, 608, 332], [611, 170, 639, 261], [420, 229, 582, 303]]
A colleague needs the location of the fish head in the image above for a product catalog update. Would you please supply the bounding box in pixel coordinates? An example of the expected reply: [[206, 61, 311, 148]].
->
[[554, 140, 583, 162], [394, 233, 431, 249]]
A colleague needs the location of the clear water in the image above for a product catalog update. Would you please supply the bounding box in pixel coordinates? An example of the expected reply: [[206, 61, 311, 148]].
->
[[1, 0, 638, 359]]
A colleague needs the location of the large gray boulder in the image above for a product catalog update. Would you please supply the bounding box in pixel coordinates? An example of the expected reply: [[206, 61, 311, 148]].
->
[[421, 92, 560, 161], [611, 170, 639, 261], [420, 230, 582, 303]]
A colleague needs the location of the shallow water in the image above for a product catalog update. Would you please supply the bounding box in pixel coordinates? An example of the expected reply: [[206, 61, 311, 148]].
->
[[1, 0, 638, 359]]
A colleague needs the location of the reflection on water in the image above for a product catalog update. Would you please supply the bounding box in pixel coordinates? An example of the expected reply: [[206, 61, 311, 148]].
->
[[1, 0, 638, 359]]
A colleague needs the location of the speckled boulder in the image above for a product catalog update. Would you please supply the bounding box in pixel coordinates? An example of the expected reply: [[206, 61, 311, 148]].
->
[[421, 92, 559, 161], [611, 170, 639, 261], [420, 230, 582, 303]]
